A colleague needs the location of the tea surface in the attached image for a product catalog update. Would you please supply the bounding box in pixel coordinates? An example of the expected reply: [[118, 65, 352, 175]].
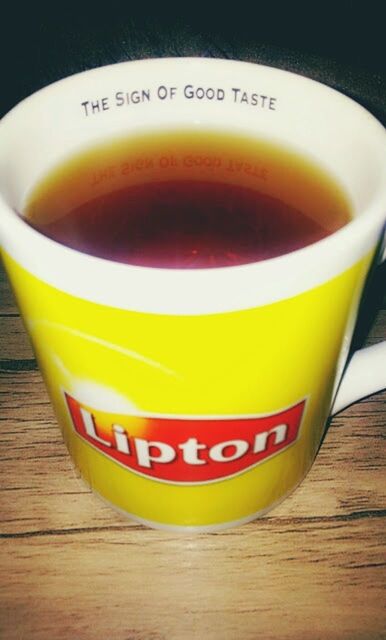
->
[[24, 130, 352, 268]]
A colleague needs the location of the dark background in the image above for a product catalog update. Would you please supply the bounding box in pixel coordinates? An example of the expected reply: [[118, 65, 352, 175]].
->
[[1, 4, 385, 122]]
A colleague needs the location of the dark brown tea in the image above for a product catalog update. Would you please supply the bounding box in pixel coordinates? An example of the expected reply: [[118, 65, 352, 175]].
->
[[24, 130, 352, 268]]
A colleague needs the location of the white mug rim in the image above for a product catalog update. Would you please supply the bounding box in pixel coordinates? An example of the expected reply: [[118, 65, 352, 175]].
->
[[0, 57, 385, 314]]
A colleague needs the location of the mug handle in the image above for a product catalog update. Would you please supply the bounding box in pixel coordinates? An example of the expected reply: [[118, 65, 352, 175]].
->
[[332, 342, 386, 414], [332, 247, 386, 414]]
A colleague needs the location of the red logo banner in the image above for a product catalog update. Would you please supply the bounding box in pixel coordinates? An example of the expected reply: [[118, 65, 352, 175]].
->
[[66, 393, 305, 484]]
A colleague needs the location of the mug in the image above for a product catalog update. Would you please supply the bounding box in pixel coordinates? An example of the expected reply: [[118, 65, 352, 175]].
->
[[0, 58, 385, 531]]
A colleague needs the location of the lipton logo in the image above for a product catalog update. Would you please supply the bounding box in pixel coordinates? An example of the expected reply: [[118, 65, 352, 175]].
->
[[65, 393, 305, 484]]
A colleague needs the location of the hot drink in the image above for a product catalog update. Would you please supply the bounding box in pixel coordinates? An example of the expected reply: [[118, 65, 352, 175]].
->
[[24, 130, 352, 268]]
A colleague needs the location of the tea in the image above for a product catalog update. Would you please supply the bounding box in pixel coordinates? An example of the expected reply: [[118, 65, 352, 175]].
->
[[24, 130, 352, 268]]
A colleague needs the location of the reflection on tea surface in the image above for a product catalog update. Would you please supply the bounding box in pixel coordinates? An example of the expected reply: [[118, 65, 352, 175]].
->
[[24, 130, 352, 268]]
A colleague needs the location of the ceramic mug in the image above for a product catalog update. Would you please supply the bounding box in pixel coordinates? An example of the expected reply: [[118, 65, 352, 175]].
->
[[0, 58, 385, 531]]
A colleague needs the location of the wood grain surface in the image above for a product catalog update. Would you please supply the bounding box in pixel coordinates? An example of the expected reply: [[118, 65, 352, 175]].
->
[[0, 258, 385, 640]]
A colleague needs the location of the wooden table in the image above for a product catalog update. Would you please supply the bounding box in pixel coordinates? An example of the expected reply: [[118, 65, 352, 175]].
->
[[0, 258, 385, 639]]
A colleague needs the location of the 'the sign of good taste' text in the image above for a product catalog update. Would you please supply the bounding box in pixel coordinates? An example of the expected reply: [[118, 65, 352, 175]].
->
[[80, 84, 277, 116]]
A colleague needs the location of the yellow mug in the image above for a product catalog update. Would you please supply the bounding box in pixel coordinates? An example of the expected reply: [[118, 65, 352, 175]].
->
[[0, 59, 385, 531]]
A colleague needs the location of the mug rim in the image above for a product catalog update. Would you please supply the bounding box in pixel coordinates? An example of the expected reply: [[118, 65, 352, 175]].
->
[[0, 57, 385, 314]]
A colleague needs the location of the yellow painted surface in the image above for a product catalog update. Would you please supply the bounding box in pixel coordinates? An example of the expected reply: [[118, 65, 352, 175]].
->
[[2, 251, 372, 526]]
